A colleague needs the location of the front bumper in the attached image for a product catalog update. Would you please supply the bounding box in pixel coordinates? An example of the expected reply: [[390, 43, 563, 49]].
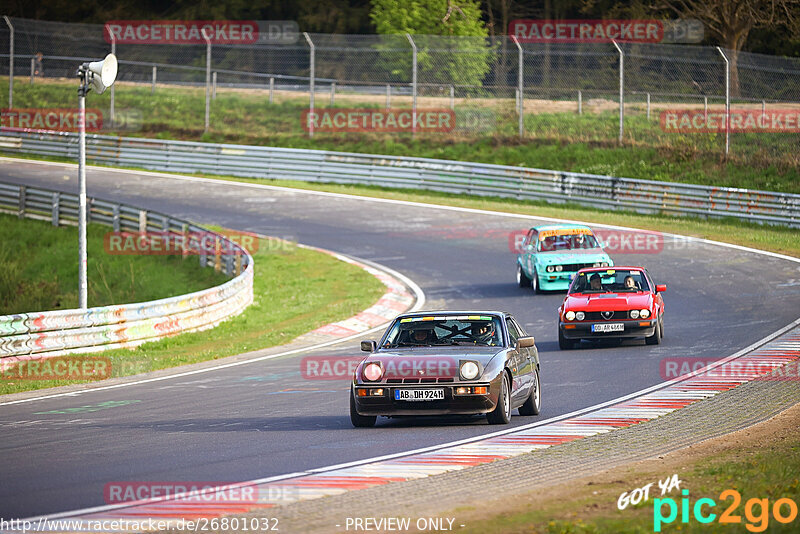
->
[[559, 319, 656, 340], [537, 272, 573, 290], [352, 380, 500, 416]]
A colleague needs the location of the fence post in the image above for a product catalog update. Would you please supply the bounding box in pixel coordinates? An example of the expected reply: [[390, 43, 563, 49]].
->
[[30, 57, 34, 85], [4, 16, 13, 108], [203, 28, 211, 134], [269, 77, 274, 104], [578, 90, 582, 115], [109, 28, 116, 128], [511, 35, 523, 139], [406, 34, 417, 138], [303, 32, 315, 138], [612, 40, 624, 143], [717, 46, 730, 157], [151, 65, 157, 94], [449, 85, 454, 110], [330, 82, 335, 106], [704, 96, 708, 120], [212, 71, 217, 99], [386, 84, 390, 109]]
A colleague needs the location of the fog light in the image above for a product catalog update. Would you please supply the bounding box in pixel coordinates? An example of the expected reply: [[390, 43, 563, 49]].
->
[[372, 388, 384, 396], [564, 324, 577, 329], [474, 386, 488, 394], [639, 321, 650, 327], [357, 389, 368, 397], [456, 387, 469, 395]]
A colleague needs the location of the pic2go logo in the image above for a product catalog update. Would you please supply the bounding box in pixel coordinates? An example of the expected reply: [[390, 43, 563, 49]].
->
[[653, 489, 798, 532]]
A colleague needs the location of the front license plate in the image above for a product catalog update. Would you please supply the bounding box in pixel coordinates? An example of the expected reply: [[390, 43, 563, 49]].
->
[[592, 323, 625, 333], [394, 388, 445, 401]]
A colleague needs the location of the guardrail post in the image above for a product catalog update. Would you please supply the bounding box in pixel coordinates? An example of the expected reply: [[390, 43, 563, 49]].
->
[[138, 210, 147, 234], [717, 46, 730, 157], [17, 185, 24, 218], [51, 192, 60, 226], [612, 40, 624, 143], [511, 35, 524, 139], [303, 32, 315, 138], [269, 77, 274, 104], [112, 204, 120, 231], [151, 65, 157, 94], [4, 16, 13, 108]]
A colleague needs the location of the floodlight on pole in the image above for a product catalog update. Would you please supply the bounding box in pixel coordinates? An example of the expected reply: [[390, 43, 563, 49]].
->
[[76, 53, 117, 310]]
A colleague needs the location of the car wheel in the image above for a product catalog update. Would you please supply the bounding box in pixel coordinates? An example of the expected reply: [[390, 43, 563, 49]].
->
[[518, 367, 541, 416], [517, 263, 531, 288], [645, 319, 661, 345], [487, 373, 511, 425], [558, 328, 575, 350], [659, 316, 665, 338], [350, 387, 377, 427], [532, 268, 543, 294]]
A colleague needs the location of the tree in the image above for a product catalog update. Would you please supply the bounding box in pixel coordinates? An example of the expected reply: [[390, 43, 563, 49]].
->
[[370, 0, 493, 86], [654, 0, 800, 95]]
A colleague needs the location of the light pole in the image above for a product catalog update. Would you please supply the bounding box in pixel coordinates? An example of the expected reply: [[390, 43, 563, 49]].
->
[[76, 54, 117, 309]]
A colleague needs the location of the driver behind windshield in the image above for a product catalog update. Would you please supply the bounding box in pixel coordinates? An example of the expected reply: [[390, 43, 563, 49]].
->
[[589, 273, 603, 290], [410, 327, 436, 345], [471, 322, 497, 346]]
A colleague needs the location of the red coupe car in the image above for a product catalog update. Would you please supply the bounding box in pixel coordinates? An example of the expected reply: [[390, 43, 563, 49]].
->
[[557, 267, 666, 349]]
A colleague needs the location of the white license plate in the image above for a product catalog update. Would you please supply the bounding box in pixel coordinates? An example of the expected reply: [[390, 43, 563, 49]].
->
[[592, 323, 625, 333], [394, 388, 445, 401]]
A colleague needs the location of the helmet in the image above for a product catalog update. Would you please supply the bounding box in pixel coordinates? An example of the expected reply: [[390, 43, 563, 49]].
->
[[471, 322, 495, 344]]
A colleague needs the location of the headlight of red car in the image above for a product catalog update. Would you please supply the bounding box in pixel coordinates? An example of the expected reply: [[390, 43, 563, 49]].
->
[[640, 309, 651, 319], [362, 362, 383, 381]]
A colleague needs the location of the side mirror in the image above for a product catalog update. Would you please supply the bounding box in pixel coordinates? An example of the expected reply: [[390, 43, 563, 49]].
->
[[360, 340, 377, 352], [656, 284, 667, 293], [516, 336, 535, 349]]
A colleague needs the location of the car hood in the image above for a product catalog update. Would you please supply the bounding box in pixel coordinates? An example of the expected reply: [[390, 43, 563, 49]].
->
[[535, 249, 610, 265], [564, 292, 653, 311], [367, 346, 505, 379]]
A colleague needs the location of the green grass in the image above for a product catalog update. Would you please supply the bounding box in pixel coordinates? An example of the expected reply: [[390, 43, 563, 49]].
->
[[6, 78, 799, 194], [0, 213, 227, 314], [0, 234, 386, 395]]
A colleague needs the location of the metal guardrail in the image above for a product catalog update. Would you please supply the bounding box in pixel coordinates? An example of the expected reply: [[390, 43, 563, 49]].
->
[[1, 130, 799, 227], [0, 179, 254, 359]]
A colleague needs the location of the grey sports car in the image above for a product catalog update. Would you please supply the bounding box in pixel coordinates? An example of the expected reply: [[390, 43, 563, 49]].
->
[[350, 311, 541, 427]]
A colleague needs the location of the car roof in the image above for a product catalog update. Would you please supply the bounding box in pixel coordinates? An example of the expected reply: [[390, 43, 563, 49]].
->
[[396, 311, 510, 319], [576, 266, 646, 273]]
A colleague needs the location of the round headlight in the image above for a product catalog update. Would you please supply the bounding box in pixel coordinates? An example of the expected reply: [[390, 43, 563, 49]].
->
[[593, 262, 601, 267], [575, 311, 585, 321], [555, 265, 563, 272], [640, 309, 650, 319], [460, 361, 480, 380], [363, 362, 383, 381], [601, 262, 610, 267], [565, 311, 576, 321], [630, 309, 640, 319], [546, 265, 554, 273]]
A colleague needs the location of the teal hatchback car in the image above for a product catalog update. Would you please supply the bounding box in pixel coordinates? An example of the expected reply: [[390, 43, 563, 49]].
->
[[516, 224, 613, 292]]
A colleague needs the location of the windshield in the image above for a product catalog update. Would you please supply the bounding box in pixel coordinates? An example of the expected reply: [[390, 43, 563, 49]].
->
[[569, 269, 650, 294], [382, 315, 505, 348], [537, 232, 600, 252]]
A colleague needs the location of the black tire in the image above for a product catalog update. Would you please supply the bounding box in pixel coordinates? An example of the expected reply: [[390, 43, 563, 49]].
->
[[487, 373, 512, 425], [558, 328, 575, 350], [518, 367, 541, 416], [659, 316, 664, 339], [350, 388, 377, 427], [517, 263, 531, 288], [645, 319, 661, 345], [532, 268, 543, 294]]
